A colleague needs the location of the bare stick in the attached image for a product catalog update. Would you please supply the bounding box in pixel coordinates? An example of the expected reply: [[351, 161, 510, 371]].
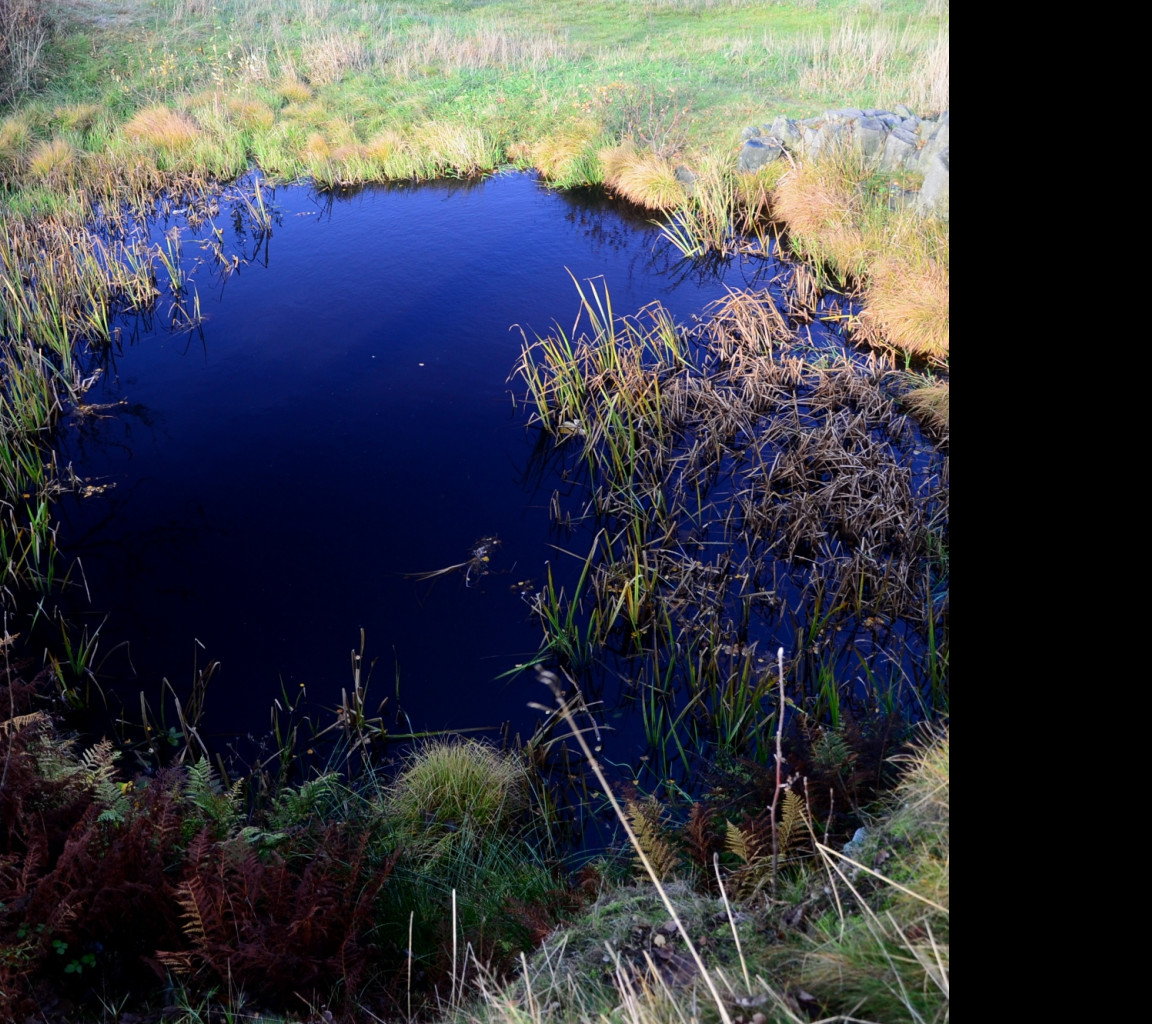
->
[[714, 852, 750, 993], [539, 669, 733, 1024], [769, 646, 785, 897]]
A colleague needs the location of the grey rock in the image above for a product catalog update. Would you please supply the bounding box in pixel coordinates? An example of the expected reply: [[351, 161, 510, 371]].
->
[[810, 121, 845, 158], [917, 147, 948, 220], [738, 137, 784, 171], [919, 110, 949, 168], [731, 107, 948, 219], [855, 116, 890, 160], [769, 115, 802, 146], [880, 126, 920, 171]]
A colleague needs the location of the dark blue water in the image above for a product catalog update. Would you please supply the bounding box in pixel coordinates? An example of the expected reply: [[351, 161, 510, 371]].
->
[[53, 171, 776, 757]]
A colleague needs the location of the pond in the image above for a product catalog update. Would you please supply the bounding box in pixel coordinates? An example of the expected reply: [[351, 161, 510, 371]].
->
[[50, 169, 946, 784], [49, 172, 760, 755]]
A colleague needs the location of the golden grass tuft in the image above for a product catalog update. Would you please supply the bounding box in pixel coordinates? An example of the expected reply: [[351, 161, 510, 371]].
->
[[124, 106, 199, 151], [772, 154, 857, 240], [0, 114, 30, 173], [26, 137, 74, 181], [605, 149, 686, 212], [901, 378, 949, 432], [529, 120, 601, 181], [411, 120, 499, 176], [365, 129, 404, 164], [302, 132, 330, 161], [598, 140, 635, 182], [301, 31, 367, 86], [226, 97, 275, 132], [864, 255, 949, 359], [277, 74, 312, 105]]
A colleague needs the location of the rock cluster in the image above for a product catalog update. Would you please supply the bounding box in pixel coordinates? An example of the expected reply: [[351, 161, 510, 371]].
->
[[737, 105, 949, 220]]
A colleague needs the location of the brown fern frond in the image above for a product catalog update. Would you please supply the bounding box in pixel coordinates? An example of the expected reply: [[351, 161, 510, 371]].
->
[[724, 819, 759, 865], [0, 711, 48, 737], [174, 878, 209, 947], [626, 798, 678, 881], [153, 949, 196, 974], [778, 788, 807, 859], [682, 802, 718, 873]]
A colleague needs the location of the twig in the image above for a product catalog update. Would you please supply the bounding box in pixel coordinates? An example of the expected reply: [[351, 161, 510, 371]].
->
[[769, 646, 785, 897], [539, 668, 734, 1024]]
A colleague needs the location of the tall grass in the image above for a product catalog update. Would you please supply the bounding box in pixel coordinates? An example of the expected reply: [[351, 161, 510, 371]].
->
[[0, 0, 49, 104]]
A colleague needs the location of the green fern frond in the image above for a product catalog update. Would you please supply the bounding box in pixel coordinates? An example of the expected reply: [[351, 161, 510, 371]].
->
[[814, 728, 856, 775], [184, 758, 241, 838], [77, 738, 130, 824]]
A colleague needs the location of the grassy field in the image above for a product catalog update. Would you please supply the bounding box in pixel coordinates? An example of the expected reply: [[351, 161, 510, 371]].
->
[[1, 2, 948, 1020]]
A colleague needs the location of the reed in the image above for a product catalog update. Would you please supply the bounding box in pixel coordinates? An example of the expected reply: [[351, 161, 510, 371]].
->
[[513, 280, 947, 791]]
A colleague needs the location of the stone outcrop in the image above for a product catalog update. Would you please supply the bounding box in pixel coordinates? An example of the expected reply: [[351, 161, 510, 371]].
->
[[737, 106, 949, 220]]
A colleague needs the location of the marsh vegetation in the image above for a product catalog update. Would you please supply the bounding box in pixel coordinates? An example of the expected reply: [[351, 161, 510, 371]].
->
[[1, 1, 947, 1020]]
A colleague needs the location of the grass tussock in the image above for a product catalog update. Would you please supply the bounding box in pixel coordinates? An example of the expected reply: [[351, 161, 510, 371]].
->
[[527, 121, 605, 186], [51, 102, 100, 135], [25, 137, 74, 183], [0, 114, 31, 176], [124, 105, 200, 152], [225, 96, 275, 132], [901, 378, 949, 433], [865, 255, 950, 360], [602, 145, 685, 212], [411, 120, 502, 177], [388, 738, 530, 836], [276, 73, 313, 105]]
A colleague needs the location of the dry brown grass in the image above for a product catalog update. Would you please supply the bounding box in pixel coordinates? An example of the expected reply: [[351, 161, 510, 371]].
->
[[388, 22, 568, 78], [794, 20, 949, 114], [0, 0, 49, 103], [864, 256, 949, 360], [772, 157, 856, 240], [124, 106, 199, 152], [604, 149, 685, 211], [301, 31, 367, 86]]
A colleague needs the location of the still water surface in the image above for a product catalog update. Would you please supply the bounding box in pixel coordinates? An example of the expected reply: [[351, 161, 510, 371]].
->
[[55, 171, 776, 755]]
